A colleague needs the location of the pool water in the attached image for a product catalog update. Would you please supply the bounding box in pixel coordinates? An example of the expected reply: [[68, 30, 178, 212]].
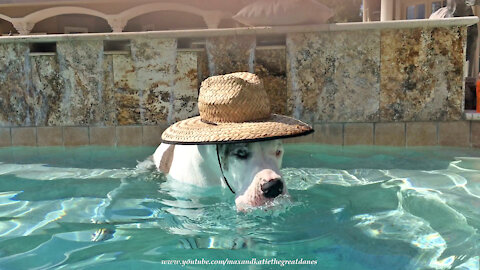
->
[[0, 145, 479, 269]]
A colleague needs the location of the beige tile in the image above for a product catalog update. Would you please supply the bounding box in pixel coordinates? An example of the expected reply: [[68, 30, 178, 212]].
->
[[470, 122, 479, 148], [312, 123, 343, 145], [37, 127, 63, 146], [0, 128, 11, 147], [64, 127, 89, 146], [116, 126, 142, 146], [438, 121, 470, 147], [90, 126, 116, 146], [143, 125, 168, 146], [344, 123, 374, 145], [283, 133, 314, 144], [375, 122, 405, 146], [406, 122, 437, 146], [11, 127, 37, 146]]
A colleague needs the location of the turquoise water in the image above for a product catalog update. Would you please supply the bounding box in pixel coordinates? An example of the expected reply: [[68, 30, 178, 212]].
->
[[0, 145, 479, 269]]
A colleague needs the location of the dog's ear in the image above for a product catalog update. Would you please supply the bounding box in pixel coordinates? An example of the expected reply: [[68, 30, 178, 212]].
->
[[160, 145, 175, 174]]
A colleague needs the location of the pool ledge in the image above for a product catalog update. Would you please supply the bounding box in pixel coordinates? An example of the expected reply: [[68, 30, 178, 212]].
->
[[465, 110, 480, 121], [0, 17, 477, 43]]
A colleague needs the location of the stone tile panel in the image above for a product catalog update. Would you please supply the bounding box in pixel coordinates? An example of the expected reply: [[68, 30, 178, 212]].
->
[[57, 40, 105, 125], [113, 54, 142, 125], [206, 35, 255, 75], [380, 27, 466, 121], [30, 55, 63, 126], [287, 31, 380, 123], [255, 48, 287, 115], [0, 43, 33, 126], [131, 38, 177, 125], [173, 51, 199, 122]]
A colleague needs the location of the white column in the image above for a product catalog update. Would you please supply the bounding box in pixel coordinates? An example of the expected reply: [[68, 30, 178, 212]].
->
[[380, 0, 394, 21], [474, 6, 480, 77], [363, 0, 368, 22], [12, 20, 34, 35], [107, 16, 127, 32]]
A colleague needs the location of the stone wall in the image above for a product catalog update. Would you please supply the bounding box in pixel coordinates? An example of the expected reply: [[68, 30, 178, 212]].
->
[[0, 19, 477, 147]]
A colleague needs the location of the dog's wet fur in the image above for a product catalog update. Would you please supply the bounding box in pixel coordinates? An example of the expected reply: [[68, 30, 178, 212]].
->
[[153, 140, 287, 211]]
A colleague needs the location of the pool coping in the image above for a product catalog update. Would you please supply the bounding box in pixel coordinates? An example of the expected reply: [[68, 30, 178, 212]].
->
[[465, 110, 480, 121], [0, 17, 477, 43]]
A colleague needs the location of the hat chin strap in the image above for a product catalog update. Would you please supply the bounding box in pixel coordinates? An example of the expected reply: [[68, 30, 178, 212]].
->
[[216, 145, 236, 194]]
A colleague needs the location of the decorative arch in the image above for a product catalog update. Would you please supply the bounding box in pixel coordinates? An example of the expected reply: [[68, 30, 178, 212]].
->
[[5, 3, 233, 35], [0, 14, 12, 23], [10, 7, 109, 35], [106, 3, 232, 32], [0, 15, 15, 35], [123, 10, 208, 32]]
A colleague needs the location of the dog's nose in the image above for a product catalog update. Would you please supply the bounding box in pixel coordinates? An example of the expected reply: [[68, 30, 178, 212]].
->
[[261, 178, 284, 198]]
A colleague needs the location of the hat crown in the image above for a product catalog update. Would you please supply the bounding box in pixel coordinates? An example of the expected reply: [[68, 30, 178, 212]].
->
[[198, 72, 271, 123]]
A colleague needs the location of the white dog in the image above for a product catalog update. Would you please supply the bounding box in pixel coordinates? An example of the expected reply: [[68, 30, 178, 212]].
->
[[153, 139, 286, 211], [91, 72, 312, 241], [156, 72, 312, 212]]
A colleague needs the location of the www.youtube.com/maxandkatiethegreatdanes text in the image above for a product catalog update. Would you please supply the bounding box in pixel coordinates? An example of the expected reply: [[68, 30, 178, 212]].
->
[[161, 258, 318, 267]]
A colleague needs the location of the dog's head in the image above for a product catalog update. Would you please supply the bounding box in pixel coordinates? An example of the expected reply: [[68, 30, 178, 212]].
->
[[216, 140, 288, 211]]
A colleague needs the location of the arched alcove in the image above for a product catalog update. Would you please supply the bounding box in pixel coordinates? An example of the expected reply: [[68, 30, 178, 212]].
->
[[0, 18, 16, 35], [123, 10, 207, 32], [31, 14, 111, 34]]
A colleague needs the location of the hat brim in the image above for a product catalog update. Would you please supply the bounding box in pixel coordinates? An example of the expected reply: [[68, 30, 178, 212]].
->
[[161, 114, 314, 145]]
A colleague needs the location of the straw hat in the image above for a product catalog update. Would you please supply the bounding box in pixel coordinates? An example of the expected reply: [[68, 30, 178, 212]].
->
[[161, 72, 313, 144]]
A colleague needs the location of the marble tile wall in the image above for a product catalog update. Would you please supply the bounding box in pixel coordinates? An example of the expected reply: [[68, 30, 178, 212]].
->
[[255, 48, 288, 115], [380, 27, 466, 121], [30, 55, 63, 126], [286, 27, 466, 124], [287, 30, 381, 123], [0, 43, 32, 126], [130, 38, 177, 125], [173, 51, 199, 122], [205, 35, 256, 75], [57, 40, 106, 125], [0, 25, 469, 137], [113, 54, 142, 125]]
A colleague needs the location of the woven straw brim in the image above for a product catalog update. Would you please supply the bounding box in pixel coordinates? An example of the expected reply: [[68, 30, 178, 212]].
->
[[161, 114, 314, 145]]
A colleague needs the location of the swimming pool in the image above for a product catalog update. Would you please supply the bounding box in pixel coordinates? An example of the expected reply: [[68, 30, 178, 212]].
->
[[0, 145, 479, 269]]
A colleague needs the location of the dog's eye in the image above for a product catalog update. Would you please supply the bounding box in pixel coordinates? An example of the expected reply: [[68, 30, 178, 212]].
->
[[276, 150, 282, 157], [233, 149, 250, 160]]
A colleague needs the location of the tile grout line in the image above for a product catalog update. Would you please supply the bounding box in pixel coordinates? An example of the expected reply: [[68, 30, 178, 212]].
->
[[469, 120, 472, 147], [61, 126, 65, 147], [88, 126, 91, 146]]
